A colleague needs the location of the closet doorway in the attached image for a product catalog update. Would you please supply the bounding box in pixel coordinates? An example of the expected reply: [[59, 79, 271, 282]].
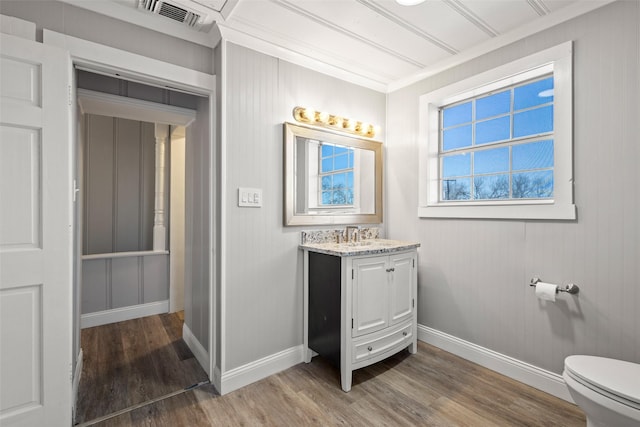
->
[[73, 70, 213, 424]]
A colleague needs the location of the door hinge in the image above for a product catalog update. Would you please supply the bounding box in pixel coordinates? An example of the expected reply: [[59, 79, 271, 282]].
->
[[413, 259, 415, 268], [72, 179, 80, 203], [412, 298, 415, 308], [68, 85, 72, 107], [352, 318, 354, 329], [352, 269, 354, 280]]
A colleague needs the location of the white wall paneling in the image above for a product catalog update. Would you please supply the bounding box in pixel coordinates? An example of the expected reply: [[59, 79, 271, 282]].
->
[[184, 95, 213, 377], [386, 0, 640, 386], [219, 41, 386, 384], [81, 253, 169, 320], [83, 114, 157, 255]]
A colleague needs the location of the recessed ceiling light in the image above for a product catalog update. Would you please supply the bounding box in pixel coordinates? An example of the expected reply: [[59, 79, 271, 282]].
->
[[396, 0, 427, 5]]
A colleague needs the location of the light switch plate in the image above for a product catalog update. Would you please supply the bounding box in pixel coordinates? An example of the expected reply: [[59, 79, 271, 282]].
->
[[238, 187, 262, 207]]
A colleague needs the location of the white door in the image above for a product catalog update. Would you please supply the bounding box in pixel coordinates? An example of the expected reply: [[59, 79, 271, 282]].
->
[[0, 33, 72, 426], [352, 256, 388, 337]]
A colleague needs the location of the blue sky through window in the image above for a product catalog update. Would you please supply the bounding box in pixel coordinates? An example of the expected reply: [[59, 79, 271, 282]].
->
[[320, 143, 354, 206], [439, 75, 554, 201]]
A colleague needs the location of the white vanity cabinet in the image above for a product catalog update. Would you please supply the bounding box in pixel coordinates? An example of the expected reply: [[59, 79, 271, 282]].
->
[[301, 240, 419, 392]]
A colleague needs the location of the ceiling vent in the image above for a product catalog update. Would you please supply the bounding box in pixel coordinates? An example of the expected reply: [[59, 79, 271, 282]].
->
[[137, 0, 209, 30]]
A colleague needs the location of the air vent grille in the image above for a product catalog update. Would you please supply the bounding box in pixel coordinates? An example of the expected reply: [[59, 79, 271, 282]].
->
[[138, 0, 201, 28]]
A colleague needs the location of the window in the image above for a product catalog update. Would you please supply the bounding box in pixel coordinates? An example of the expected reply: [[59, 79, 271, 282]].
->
[[441, 75, 554, 201], [419, 42, 576, 220], [319, 143, 354, 206]]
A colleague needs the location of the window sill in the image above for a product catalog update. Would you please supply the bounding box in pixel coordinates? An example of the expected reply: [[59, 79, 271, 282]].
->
[[418, 203, 576, 220]]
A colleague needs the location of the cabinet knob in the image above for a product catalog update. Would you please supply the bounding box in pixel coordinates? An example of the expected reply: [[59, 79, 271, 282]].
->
[[386, 268, 395, 272], [367, 346, 372, 351], [402, 331, 408, 336]]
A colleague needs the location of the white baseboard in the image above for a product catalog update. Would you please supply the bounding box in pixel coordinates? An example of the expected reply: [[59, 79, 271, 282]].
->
[[220, 345, 304, 395], [182, 323, 210, 377], [81, 300, 169, 329], [417, 324, 574, 402], [71, 349, 83, 424]]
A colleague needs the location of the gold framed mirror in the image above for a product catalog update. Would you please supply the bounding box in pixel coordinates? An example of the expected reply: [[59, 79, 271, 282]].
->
[[284, 122, 383, 226]]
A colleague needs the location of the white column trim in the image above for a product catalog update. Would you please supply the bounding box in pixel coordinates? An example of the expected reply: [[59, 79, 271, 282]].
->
[[153, 124, 169, 252]]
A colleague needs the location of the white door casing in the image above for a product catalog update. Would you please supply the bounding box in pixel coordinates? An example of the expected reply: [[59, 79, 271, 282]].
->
[[0, 33, 72, 426]]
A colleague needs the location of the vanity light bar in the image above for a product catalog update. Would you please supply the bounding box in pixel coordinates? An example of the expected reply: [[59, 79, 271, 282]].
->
[[292, 106, 379, 138]]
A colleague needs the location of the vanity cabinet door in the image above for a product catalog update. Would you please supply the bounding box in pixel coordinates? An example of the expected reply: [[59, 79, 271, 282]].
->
[[389, 253, 415, 326], [352, 256, 389, 337]]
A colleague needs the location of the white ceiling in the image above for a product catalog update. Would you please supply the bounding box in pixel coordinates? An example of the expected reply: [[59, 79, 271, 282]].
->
[[65, 0, 614, 91]]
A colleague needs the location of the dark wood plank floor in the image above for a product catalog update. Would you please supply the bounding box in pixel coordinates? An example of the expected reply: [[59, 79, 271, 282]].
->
[[76, 312, 209, 424], [79, 314, 586, 426]]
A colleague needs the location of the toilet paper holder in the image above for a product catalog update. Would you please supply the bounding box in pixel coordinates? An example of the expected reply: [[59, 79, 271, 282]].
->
[[530, 277, 579, 295]]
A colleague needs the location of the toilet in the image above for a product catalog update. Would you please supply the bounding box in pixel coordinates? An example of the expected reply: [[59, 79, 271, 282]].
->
[[563, 355, 640, 427]]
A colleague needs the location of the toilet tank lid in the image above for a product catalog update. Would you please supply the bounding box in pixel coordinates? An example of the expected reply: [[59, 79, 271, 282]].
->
[[565, 355, 640, 405]]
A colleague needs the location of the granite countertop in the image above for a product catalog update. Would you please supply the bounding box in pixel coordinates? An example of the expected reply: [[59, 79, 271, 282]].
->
[[300, 238, 420, 257]]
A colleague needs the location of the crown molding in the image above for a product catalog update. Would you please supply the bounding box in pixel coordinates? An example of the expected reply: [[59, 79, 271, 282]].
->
[[217, 22, 388, 93]]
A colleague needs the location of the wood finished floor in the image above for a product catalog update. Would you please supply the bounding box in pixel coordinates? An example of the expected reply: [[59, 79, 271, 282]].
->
[[78, 314, 586, 426], [76, 312, 209, 424]]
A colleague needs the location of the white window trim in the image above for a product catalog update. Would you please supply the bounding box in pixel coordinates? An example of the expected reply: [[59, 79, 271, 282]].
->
[[418, 41, 576, 220]]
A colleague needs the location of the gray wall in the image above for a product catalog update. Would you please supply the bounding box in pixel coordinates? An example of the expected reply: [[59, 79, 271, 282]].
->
[[221, 42, 386, 371], [81, 114, 170, 315], [386, 0, 640, 374], [184, 96, 212, 351], [83, 114, 156, 255], [82, 254, 169, 314], [0, 1, 213, 74]]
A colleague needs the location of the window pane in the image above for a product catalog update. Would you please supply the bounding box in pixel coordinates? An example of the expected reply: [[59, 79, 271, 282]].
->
[[348, 151, 354, 168], [346, 189, 354, 205], [321, 144, 333, 157], [443, 102, 472, 128], [347, 171, 353, 187], [442, 153, 470, 178], [514, 77, 554, 111], [441, 178, 471, 201], [512, 170, 553, 199], [475, 116, 510, 145], [321, 158, 333, 172], [443, 125, 472, 151], [334, 154, 349, 170], [474, 147, 509, 174], [513, 140, 554, 171], [474, 174, 509, 200], [476, 90, 510, 120], [332, 190, 347, 204], [321, 176, 331, 190], [322, 191, 332, 204], [334, 145, 348, 155], [333, 173, 346, 188], [513, 105, 553, 138]]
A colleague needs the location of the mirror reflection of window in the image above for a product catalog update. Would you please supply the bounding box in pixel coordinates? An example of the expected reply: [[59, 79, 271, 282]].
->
[[319, 143, 354, 206], [299, 138, 375, 215], [285, 122, 382, 226]]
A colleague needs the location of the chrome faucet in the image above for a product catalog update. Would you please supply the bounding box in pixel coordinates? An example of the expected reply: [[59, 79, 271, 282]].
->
[[345, 225, 361, 243]]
